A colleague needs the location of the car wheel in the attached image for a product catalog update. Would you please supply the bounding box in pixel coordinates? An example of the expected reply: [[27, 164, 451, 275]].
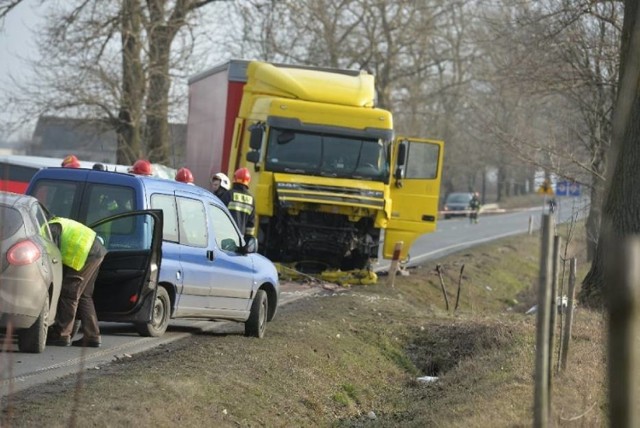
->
[[444, 215, 450, 219], [245, 290, 268, 338], [135, 287, 170, 337], [18, 293, 50, 353]]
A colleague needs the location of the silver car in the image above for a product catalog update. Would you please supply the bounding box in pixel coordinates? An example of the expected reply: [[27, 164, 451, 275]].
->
[[0, 192, 63, 353]]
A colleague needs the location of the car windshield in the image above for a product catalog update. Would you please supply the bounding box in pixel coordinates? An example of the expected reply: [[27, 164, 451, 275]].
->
[[447, 194, 471, 203], [0, 205, 24, 239], [265, 128, 389, 182]]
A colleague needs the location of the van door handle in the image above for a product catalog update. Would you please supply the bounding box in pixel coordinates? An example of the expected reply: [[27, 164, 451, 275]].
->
[[206, 250, 215, 261]]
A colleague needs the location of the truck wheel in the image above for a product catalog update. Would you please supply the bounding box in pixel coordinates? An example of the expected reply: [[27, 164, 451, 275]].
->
[[135, 287, 170, 337], [245, 290, 267, 338], [18, 294, 50, 353]]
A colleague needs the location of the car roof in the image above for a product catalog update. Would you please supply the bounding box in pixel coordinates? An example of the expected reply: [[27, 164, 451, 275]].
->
[[0, 190, 37, 209]]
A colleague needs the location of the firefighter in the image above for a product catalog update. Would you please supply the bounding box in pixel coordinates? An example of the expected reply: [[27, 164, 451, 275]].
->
[[469, 192, 481, 224], [175, 167, 195, 185], [61, 155, 81, 168], [129, 159, 153, 176], [210, 172, 230, 199], [221, 168, 256, 240]]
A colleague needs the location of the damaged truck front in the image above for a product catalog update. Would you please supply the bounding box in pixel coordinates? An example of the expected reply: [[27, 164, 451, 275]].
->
[[186, 60, 443, 282]]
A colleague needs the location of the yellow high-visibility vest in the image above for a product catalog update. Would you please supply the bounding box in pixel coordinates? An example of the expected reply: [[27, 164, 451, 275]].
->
[[49, 217, 97, 271]]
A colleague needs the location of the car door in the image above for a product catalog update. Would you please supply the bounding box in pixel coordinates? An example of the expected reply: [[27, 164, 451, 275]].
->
[[173, 194, 215, 315], [89, 210, 163, 323], [384, 137, 444, 261], [206, 203, 254, 314]]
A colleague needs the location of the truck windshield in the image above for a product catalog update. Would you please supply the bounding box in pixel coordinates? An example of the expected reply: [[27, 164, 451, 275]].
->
[[265, 128, 389, 181]]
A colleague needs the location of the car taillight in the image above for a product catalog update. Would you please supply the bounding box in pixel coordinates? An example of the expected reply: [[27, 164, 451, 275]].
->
[[6, 240, 41, 266]]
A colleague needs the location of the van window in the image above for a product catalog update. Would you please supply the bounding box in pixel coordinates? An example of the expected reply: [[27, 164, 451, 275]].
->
[[177, 196, 207, 247], [150, 193, 179, 242], [208, 204, 242, 251], [31, 180, 79, 218], [85, 184, 135, 224]]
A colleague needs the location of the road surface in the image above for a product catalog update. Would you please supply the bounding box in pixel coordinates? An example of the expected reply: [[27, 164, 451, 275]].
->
[[0, 197, 588, 396]]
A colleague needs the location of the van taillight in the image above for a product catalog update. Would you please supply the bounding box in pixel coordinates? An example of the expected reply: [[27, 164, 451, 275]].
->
[[7, 240, 41, 266]]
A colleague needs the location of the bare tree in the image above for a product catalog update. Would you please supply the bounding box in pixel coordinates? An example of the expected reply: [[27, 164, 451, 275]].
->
[[3, 0, 225, 164]]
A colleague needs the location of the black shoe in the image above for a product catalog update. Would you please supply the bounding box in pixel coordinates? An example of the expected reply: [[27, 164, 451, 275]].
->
[[48, 336, 71, 347], [72, 338, 101, 348]]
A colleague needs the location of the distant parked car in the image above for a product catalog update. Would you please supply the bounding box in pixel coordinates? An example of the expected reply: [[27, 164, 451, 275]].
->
[[0, 192, 63, 353], [443, 192, 473, 219]]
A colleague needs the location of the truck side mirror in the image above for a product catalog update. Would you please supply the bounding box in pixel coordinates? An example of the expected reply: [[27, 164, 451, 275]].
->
[[397, 141, 407, 167], [246, 151, 260, 164], [248, 123, 264, 150]]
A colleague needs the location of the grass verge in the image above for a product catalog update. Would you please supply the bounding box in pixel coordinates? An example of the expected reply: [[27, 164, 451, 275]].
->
[[0, 224, 605, 427]]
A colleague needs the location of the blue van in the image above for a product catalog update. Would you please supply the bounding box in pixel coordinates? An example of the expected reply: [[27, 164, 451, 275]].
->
[[26, 167, 280, 338]]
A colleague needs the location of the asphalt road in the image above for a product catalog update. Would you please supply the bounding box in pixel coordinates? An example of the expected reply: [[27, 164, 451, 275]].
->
[[0, 197, 589, 397]]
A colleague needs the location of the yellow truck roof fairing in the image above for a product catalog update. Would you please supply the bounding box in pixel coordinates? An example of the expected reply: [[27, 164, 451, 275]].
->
[[246, 61, 376, 108], [250, 96, 393, 141]]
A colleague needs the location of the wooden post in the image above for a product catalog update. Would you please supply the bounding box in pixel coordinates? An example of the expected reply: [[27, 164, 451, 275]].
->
[[534, 214, 553, 428], [547, 235, 561, 417], [608, 239, 640, 428], [560, 258, 577, 371], [436, 264, 450, 312], [528, 215, 534, 235], [387, 241, 403, 288], [454, 264, 465, 312]]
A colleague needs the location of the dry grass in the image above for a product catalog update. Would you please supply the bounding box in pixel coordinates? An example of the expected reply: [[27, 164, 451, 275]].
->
[[0, 223, 606, 427]]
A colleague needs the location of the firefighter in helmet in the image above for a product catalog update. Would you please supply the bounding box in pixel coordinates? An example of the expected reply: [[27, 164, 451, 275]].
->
[[175, 167, 195, 185], [221, 167, 255, 240], [210, 172, 230, 199]]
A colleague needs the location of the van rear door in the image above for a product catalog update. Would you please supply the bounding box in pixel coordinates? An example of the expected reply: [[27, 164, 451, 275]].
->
[[384, 137, 444, 261], [90, 210, 163, 323]]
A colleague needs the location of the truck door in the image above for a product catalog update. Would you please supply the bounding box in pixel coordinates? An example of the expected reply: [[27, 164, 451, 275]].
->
[[384, 137, 444, 260]]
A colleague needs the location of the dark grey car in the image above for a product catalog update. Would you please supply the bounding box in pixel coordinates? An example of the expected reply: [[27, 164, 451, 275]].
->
[[443, 192, 473, 219], [0, 192, 63, 353]]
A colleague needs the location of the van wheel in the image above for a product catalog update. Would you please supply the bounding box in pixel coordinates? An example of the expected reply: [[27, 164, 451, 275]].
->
[[135, 287, 170, 337], [18, 294, 50, 353], [245, 290, 267, 338]]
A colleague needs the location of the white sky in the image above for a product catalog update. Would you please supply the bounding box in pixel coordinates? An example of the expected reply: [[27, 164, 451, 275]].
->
[[0, 0, 43, 140], [0, 0, 41, 84]]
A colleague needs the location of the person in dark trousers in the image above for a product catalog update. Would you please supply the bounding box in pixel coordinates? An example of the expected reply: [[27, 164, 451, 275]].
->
[[221, 168, 256, 240], [468, 192, 481, 224], [46, 217, 107, 348]]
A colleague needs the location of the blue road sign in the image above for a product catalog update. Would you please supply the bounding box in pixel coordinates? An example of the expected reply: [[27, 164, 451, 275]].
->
[[556, 180, 568, 196], [568, 182, 581, 197]]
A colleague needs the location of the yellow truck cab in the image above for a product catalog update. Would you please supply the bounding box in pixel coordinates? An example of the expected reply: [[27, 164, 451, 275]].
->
[[186, 60, 443, 280]]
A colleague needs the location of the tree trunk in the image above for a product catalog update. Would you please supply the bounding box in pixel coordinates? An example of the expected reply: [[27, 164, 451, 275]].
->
[[580, 0, 640, 308], [117, 0, 144, 164], [144, 25, 171, 164]]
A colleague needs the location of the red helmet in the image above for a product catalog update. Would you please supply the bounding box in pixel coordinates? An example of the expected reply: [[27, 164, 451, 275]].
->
[[61, 155, 80, 168], [234, 167, 251, 185], [130, 159, 153, 176], [175, 167, 194, 184]]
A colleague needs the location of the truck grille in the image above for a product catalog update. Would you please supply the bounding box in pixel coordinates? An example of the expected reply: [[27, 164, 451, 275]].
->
[[276, 182, 384, 209]]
